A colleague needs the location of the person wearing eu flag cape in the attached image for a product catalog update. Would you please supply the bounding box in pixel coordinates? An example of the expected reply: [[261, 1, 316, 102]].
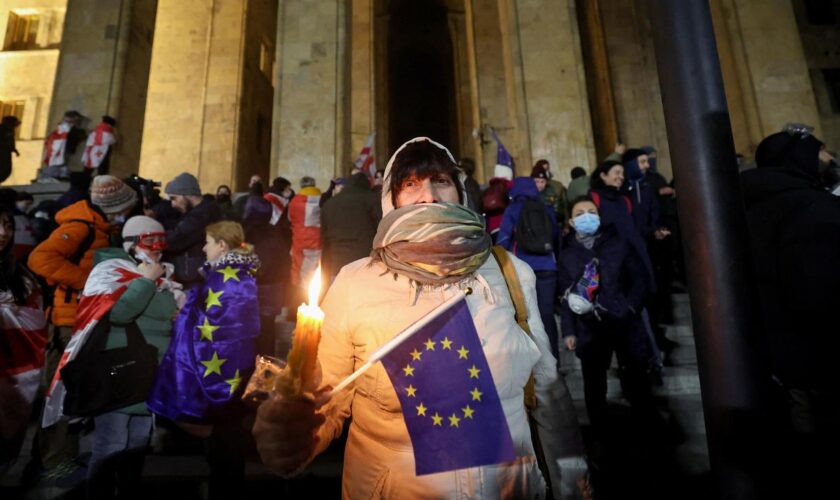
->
[[253, 137, 588, 498]]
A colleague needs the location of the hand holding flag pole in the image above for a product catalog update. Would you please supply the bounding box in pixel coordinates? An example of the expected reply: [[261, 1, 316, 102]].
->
[[323, 288, 473, 401]]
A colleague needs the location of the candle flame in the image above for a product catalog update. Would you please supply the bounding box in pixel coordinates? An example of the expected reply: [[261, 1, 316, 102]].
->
[[307, 265, 322, 307]]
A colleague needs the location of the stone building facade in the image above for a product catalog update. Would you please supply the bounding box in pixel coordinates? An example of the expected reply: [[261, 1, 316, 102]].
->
[[2, 0, 838, 189]]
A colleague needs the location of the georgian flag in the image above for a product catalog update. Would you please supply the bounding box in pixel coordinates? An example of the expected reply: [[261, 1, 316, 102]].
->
[[43, 122, 71, 167], [354, 132, 376, 179], [82, 122, 116, 169], [1, 286, 48, 404], [41, 259, 140, 427]]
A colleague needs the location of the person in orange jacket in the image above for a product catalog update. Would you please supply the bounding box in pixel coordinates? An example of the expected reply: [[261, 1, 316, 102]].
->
[[25, 175, 137, 478], [287, 176, 321, 300]]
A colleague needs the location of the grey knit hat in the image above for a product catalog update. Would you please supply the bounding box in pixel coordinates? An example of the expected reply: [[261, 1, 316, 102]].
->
[[89, 175, 138, 214], [165, 172, 202, 197]]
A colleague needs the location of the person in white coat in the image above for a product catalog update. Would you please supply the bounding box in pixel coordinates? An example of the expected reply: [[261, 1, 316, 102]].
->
[[253, 137, 587, 499]]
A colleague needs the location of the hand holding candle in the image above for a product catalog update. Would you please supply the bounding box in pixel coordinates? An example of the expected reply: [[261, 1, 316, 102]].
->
[[275, 267, 324, 397]]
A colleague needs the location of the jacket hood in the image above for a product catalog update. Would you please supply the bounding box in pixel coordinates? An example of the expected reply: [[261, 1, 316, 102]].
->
[[755, 131, 823, 179], [346, 172, 371, 190], [93, 247, 131, 265], [381, 137, 467, 216], [55, 200, 111, 231], [741, 166, 823, 206], [509, 177, 540, 200]]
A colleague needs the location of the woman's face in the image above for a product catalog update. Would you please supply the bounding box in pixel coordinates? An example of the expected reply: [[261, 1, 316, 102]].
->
[[203, 234, 228, 262], [600, 165, 624, 188], [394, 173, 459, 208], [0, 214, 13, 253], [570, 201, 598, 222], [534, 178, 547, 192]]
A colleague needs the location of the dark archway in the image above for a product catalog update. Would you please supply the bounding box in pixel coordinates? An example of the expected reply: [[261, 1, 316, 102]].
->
[[387, 0, 458, 157]]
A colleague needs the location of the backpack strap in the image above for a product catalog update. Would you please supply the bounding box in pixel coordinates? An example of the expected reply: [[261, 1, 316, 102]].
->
[[591, 191, 600, 207], [490, 245, 536, 410], [623, 195, 632, 214]]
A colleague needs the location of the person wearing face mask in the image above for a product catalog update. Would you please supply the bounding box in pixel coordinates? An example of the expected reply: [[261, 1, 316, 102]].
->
[[558, 197, 654, 441], [252, 138, 588, 499], [741, 125, 840, 497], [82, 216, 183, 499], [215, 185, 236, 221]]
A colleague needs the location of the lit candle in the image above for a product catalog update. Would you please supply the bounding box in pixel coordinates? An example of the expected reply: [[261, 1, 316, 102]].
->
[[275, 267, 324, 397]]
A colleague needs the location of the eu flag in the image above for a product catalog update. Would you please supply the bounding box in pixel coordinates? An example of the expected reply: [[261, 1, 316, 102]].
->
[[380, 298, 516, 475]]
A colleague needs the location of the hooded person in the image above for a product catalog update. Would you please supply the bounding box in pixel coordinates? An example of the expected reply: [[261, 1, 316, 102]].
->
[[0, 116, 21, 184], [741, 126, 840, 495], [496, 176, 561, 357], [253, 137, 587, 499]]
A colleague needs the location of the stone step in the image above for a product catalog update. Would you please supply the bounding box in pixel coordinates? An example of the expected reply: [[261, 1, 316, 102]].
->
[[564, 365, 702, 400]]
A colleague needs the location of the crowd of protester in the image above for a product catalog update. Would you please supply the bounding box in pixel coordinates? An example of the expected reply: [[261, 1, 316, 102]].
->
[[0, 117, 837, 498]]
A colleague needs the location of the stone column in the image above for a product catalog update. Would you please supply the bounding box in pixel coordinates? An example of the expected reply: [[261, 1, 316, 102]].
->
[[349, 0, 374, 166], [714, 0, 821, 148], [139, 0, 247, 191], [270, 0, 348, 188], [48, 0, 133, 127], [509, 0, 596, 183]]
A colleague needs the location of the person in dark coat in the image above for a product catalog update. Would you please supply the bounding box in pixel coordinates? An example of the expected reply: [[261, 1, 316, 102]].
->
[[558, 196, 654, 434], [215, 185, 237, 220], [0, 116, 21, 184], [243, 196, 290, 356], [320, 172, 381, 280], [741, 125, 840, 497], [497, 176, 561, 357], [459, 157, 483, 213], [163, 173, 221, 287], [55, 172, 92, 210]]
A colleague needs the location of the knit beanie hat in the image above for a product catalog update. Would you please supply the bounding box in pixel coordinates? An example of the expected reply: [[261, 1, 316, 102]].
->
[[122, 215, 164, 252], [90, 175, 138, 214], [530, 165, 549, 180], [165, 172, 202, 197], [622, 148, 646, 165]]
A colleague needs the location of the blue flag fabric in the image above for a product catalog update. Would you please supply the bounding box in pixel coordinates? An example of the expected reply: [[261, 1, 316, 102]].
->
[[492, 129, 515, 170], [380, 298, 516, 475], [147, 258, 260, 423]]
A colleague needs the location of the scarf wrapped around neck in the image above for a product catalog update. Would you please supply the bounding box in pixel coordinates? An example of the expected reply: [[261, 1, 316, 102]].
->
[[371, 203, 491, 285]]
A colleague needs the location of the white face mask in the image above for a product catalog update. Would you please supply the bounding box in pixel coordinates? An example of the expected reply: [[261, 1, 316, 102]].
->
[[134, 248, 158, 265]]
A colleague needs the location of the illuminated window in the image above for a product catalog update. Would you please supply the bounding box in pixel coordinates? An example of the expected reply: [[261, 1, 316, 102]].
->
[[4, 12, 41, 51], [0, 100, 25, 139], [259, 39, 274, 84]]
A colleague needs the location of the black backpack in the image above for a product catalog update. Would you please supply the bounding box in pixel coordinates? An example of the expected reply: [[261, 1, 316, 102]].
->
[[514, 199, 554, 254]]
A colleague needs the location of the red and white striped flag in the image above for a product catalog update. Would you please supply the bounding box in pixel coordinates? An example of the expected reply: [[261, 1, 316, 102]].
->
[[41, 259, 141, 427], [354, 132, 377, 178]]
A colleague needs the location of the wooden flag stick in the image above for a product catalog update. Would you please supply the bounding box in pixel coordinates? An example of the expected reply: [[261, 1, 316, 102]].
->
[[323, 288, 472, 401]]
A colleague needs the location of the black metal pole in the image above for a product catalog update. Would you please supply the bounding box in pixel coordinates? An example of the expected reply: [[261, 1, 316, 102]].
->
[[649, 1, 769, 498]]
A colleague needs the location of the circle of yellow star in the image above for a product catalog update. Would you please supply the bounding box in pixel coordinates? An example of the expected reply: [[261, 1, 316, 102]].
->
[[440, 337, 453, 350], [410, 349, 422, 361], [416, 402, 427, 416], [470, 387, 483, 401], [468, 364, 481, 379], [200, 351, 227, 378], [402, 364, 415, 377], [431, 413, 443, 426], [205, 288, 224, 311], [462, 405, 475, 419], [424, 338, 436, 351], [225, 369, 242, 394], [197, 317, 219, 341], [448, 413, 461, 427], [405, 385, 417, 397], [457, 346, 469, 359], [217, 266, 240, 283]]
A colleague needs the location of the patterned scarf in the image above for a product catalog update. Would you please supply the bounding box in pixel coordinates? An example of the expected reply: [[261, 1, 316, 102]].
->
[[371, 203, 491, 285]]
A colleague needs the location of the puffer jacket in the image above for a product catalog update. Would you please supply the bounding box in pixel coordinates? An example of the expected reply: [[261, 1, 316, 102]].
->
[[496, 177, 559, 272], [27, 200, 111, 326], [315, 256, 583, 498]]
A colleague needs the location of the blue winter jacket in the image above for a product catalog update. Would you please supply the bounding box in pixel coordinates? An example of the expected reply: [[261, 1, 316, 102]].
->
[[496, 177, 559, 272]]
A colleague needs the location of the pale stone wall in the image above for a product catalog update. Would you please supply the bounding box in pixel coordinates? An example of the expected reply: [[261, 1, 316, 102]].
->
[[139, 0, 246, 192], [349, 0, 375, 169], [0, 0, 65, 185], [270, 0, 347, 189], [513, 0, 595, 184], [109, 0, 157, 179], [599, 0, 672, 179]]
